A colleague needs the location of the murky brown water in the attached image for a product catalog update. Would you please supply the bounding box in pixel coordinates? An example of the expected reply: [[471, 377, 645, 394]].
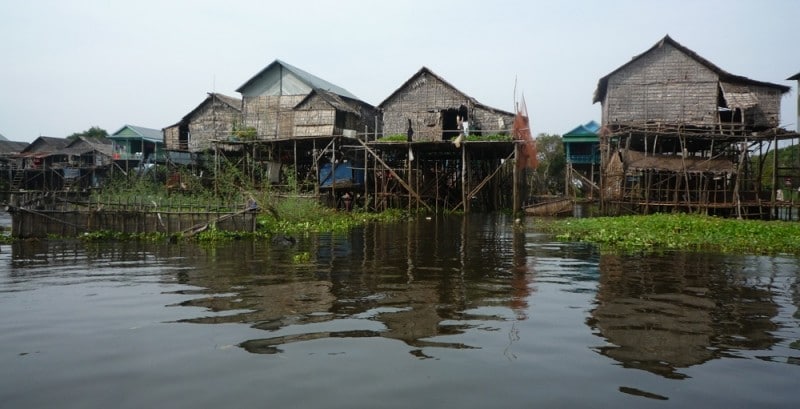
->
[[1, 213, 798, 408]]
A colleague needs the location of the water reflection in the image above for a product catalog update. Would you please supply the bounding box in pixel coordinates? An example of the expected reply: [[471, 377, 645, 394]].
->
[[234, 217, 530, 357], [133, 214, 537, 357], [5, 214, 798, 375], [588, 252, 785, 379]]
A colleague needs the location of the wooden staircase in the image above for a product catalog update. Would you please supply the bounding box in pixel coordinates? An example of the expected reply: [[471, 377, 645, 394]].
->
[[10, 167, 24, 190]]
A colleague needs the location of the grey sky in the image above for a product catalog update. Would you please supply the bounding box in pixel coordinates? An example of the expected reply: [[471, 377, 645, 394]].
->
[[1, 0, 797, 142]]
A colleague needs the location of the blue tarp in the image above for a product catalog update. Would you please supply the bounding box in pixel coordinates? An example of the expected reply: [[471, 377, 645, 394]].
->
[[319, 163, 364, 187]]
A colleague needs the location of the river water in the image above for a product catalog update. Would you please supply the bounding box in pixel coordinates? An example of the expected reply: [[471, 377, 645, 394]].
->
[[0, 213, 798, 408]]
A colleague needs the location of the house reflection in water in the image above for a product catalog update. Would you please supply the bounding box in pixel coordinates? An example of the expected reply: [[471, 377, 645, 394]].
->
[[168, 215, 535, 356], [588, 252, 779, 379]]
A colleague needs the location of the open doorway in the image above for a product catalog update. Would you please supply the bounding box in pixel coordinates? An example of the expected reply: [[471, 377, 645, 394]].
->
[[441, 105, 469, 140]]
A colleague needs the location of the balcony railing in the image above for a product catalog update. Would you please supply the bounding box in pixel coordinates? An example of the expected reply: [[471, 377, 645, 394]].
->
[[567, 154, 600, 164]]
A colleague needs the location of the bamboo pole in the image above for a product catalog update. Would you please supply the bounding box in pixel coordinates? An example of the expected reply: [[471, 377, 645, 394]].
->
[[461, 142, 468, 213], [350, 137, 431, 211], [772, 134, 778, 219]]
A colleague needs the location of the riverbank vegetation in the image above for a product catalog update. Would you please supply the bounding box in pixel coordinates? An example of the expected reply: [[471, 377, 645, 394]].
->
[[542, 213, 800, 255], [71, 169, 407, 243]]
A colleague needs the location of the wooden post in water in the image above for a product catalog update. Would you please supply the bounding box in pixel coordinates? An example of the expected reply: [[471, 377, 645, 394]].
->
[[461, 143, 469, 213], [513, 141, 519, 218]]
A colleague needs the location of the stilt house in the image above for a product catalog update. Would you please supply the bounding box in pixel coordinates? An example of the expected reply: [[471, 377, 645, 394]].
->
[[195, 59, 382, 191], [109, 125, 165, 175], [0, 140, 32, 190], [563, 120, 600, 198], [13, 136, 70, 190], [593, 35, 796, 218], [235, 59, 378, 140], [364, 67, 520, 213], [163, 93, 242, 152]]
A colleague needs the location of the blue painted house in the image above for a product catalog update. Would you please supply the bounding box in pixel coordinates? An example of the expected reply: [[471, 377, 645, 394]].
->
[[563, 120, 600, 165], [563, 121, 600, 197]]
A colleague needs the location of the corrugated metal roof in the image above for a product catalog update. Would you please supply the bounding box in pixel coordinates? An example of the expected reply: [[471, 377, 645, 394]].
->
[[110, 124, 163, 143], [563, 121, 600, 140], [236, 59, 359, 100]]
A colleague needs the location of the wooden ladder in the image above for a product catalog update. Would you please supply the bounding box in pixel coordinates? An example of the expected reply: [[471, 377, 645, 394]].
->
[[10, 168, 24, 190]]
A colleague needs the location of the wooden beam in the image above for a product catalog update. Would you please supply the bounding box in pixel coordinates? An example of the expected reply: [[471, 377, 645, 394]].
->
[[350, 138, 431, 212]]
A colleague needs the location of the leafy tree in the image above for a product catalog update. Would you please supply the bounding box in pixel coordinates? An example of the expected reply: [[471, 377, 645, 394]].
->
[[67, 126, 109, 141], [530, 133, 566, 195], [755, 143, 800, 191]]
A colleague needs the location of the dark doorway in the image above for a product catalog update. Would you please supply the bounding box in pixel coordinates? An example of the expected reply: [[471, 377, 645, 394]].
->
[[441, 105, 469, 140]]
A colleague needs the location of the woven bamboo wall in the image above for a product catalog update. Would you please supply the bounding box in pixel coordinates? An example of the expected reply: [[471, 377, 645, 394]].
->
[[242, 95, 303, 139], [383, 73, 514, 140], [163, 125, 181, 150], [382, 73, 468, 141], [602, 43, 718, 126], [747, 84, 783, 128], [188, 100, 241, 151]]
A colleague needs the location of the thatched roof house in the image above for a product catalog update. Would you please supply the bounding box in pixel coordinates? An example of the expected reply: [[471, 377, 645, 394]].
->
[[235, 59, 377, 140], [0, 140, 29, 158], [292, 89, 377, 138], [378, 67, 514, 142], [16, 136, 70, 169], [62, 136, 113, 167], [594, 35, 789, 131], [594, 36, 796, 216], [164, 93, 242, 152], [0, 140, 30, 171]]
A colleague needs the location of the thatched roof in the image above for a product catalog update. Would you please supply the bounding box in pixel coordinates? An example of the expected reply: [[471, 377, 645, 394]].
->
[[19, 136, 70, 155], [294, 88, 361, 115], [173, 93, 242, 127], [62, 136, 112, 156], [594, 35, 790, 104], [621, 150, 735, 174], [378, 66, 514, 116]]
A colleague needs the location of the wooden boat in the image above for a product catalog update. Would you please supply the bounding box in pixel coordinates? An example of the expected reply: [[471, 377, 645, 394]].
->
[[523, 197, 573, 216]]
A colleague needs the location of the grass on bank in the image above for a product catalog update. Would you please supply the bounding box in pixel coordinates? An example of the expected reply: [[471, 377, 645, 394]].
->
[[71, 196, 407, 244], [71, 172, 407, 243], [541, 213, 800, 255]]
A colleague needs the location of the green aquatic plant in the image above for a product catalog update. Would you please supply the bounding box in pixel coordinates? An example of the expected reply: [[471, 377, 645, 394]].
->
[[543, 213, 800, 255], [465, 134, 512, 142], [376, 134, 409, 142], [78, 230, 171, 242], [292, 251, 311, 263]]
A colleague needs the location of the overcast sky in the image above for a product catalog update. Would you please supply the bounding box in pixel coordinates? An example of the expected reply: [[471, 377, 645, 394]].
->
[[1, 0, 798, 142]]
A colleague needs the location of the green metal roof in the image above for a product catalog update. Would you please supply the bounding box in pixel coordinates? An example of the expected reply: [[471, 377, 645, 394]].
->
[[563, 121, 600, 142], [109, 124, 163, 144], [236, 59, 359, 100]]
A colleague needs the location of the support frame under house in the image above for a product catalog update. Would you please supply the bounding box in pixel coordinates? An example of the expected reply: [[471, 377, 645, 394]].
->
[[209, 133, 524, 214], [594, 35, 800, 220]]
